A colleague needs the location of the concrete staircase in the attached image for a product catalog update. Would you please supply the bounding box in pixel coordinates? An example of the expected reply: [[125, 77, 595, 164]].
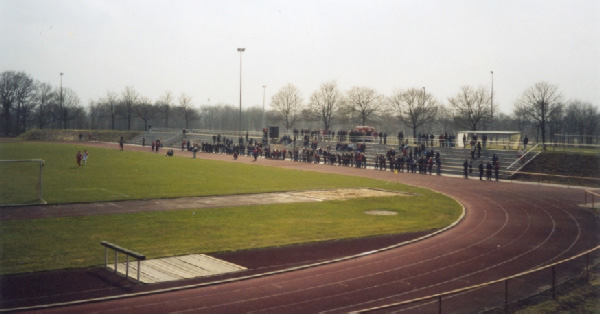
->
[[363, 143, 525, 179]]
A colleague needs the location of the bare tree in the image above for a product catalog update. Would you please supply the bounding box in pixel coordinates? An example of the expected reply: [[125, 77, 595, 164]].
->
[[88, 100, 102, 129], [135, 97, 159, 131], [271, 83, 303, 131], [157, 91, 174, 128], [448, 85, 491, 131], [15, 77, 35, 134], [101, 91, 120, 130], [178, 93, 197, 129], [389, 88, 438, 138], [199, 105, 218, 130], [345, 86, 383, 126], [514, 82, 563, 150], [434, 105, 455, 135], [564, 100, 599, 144], [121, 86, 139, 130], [1, 71, 35, 135], [33, 82, 55, 129], [60, 87, 83, 129], [244, 105, 264, 131], [308, 81, 344, 132]]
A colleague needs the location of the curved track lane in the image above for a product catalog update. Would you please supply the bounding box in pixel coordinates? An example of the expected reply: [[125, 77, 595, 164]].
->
[[18, 145, 600, 314]]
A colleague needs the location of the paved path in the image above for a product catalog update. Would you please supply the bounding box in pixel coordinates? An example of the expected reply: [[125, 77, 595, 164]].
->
[[5, 142, 600, 314]]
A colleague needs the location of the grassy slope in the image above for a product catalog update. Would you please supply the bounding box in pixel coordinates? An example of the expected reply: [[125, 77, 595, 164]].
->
[[17, 129, 141, 143], [0, 142, 462, 274], [514, 152, 600, 187]]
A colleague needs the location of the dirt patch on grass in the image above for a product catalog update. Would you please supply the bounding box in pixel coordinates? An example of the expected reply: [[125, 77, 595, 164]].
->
[[290, 188, 407, 201], [365, 210, 399, 216]]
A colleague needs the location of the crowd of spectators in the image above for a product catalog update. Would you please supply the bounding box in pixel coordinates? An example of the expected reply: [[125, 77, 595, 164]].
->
[[171, 129, 506, 181]]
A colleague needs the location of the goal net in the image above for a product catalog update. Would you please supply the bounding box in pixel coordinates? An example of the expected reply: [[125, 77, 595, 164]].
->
[[0, 159, 46, 205]]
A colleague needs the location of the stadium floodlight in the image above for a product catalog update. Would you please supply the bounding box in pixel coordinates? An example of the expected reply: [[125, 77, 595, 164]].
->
[[237, 48, 245, 134], [0, 159, 46, 205]]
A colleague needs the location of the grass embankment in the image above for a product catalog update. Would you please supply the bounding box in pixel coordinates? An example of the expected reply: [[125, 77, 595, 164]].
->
[[0, 142, 462, 274], [499, 266, 600, 314], [17, 128, 141, 143], [513, 152, 600, 187]]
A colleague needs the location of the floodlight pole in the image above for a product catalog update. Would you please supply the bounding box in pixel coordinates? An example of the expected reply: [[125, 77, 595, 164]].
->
[[490, 70, 494, 128], [237, 48, 245, 135], [60, 72, 64, 129], [262, 85, 266, 129]]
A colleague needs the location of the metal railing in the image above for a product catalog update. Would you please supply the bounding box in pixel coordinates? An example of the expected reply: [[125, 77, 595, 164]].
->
[[351, 245, 600, 314], [136, 128, 600, 153], [585, 189, 600, 209], [100, 241, 146, 283], [505, 143, 541, 174]]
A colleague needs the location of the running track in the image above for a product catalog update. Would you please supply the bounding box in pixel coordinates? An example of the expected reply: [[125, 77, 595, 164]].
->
[[16, 143, 600, 313]]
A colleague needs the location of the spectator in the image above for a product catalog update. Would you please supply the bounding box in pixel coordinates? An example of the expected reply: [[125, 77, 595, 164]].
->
[[494, 161, 500, 181], [482, 134, 488, 150], [478, 161, 484, 180]]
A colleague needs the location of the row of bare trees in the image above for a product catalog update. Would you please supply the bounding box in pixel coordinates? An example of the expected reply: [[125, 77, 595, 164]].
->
[[88, 89, 199, 132], [272, 81, 598, 146], [2, 71, 598, 146], [1, 71, 87, 135]]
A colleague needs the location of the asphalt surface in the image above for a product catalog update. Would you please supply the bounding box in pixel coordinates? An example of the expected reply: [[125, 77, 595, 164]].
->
[[2, 142, 599, 314]]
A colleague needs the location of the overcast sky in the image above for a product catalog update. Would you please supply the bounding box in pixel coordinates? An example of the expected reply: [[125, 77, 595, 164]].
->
[[2, 0, 599, 114]]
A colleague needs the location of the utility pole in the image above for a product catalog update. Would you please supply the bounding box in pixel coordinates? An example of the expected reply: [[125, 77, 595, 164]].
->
[[237, 48, 245, 134], [490, 70, 494, 128], [60, 72, 64, 129], [262, 85, 266, 129]]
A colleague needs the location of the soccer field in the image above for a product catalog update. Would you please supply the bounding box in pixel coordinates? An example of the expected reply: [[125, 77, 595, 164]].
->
[[0, 142, 462, 274]]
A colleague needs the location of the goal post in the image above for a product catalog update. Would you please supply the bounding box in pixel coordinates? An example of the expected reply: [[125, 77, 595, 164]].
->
[[0, 159, 46, 205]]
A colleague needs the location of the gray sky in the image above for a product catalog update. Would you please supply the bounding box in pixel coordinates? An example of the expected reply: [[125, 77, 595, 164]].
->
[[2, 0, 599, 114]]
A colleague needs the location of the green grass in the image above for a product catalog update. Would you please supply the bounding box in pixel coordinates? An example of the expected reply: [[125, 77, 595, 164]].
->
[[0, 142, 415, 204], [0, 142, 462, 275], [0, 195, 460, 274], [510, 268, 600, 314], [0, 160, 42, 204]]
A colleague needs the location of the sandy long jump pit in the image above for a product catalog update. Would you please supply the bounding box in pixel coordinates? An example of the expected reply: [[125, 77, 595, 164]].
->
[[287, 188, 407, 201]]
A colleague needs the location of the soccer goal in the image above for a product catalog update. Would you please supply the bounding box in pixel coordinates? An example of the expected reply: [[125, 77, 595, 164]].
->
[[0, 159, 46, 205]]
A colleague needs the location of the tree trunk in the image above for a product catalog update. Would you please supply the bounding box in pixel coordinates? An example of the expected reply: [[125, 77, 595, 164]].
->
[[3, 102, 11, 136]]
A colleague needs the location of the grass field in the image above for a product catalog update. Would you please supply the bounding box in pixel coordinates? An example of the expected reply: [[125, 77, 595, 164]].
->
[[0, 142, 423, 204], [0, 142, 462, 274]]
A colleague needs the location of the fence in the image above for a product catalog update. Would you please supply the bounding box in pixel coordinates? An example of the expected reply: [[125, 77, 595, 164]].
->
[[351, 245, 599, 314], [100, 241, 146, 283], [585, 190, 600, 209]]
